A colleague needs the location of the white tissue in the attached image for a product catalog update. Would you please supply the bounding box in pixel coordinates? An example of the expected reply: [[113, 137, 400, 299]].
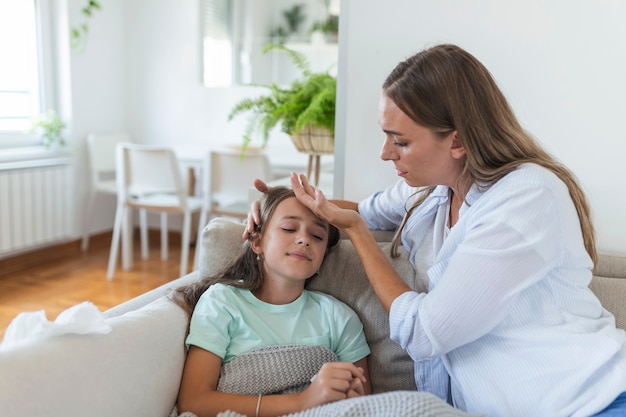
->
[[1, 301, 111, 350]]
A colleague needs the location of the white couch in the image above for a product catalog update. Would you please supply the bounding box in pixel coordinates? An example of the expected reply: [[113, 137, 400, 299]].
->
[[1, 218, 625, 417]]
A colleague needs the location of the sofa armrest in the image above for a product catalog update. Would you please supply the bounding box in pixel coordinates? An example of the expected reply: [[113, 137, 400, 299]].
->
[[104, 271, 200, 318], [0, 297, 188, 417]]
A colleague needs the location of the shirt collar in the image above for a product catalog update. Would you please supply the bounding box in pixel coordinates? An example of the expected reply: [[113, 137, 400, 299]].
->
[[429, 182, 485, 218], [431, 185, 451, 203]]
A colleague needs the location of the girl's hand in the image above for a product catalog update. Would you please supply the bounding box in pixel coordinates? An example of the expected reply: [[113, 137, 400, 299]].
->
[[297, 362, 367, 409], [243, 179, 270, 239], [290, 173, 362, 231], [346, 367, 367, 397]]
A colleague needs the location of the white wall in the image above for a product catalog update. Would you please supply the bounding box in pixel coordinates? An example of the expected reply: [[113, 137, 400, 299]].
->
[[336, 0, 626, 253], [67, 0, 127, 235]]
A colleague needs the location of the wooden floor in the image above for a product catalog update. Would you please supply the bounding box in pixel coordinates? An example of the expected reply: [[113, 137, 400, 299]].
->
[[0, 231, 195, 339]]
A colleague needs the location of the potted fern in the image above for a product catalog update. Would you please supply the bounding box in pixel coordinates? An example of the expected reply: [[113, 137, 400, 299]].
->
[[228, 44, 336, 157]]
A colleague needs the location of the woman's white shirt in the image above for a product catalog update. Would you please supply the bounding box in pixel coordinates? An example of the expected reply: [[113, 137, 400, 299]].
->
[[358, 163, 626, 417]]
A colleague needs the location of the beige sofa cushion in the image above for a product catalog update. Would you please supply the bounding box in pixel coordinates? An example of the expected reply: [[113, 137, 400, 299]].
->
[[590, 253, 626, 330], [199, 218, 421, 393], [307, 239, 421, 393]]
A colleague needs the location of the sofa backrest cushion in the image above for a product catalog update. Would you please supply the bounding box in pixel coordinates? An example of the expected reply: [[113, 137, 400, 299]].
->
[[199, 218, 421, 393], [308, 239, 423, 393]]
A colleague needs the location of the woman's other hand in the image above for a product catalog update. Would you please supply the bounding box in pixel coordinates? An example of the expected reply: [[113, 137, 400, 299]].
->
[[243, 178, 270, 239]]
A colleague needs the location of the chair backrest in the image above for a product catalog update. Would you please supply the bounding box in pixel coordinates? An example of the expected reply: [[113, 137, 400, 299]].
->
[[203, 147, 272, 216], [86, 132, 132, 185], [116, 143, 189, 209]]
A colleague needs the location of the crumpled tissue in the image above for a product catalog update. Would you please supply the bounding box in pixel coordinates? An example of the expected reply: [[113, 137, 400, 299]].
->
[[0, 301, 112, 350]]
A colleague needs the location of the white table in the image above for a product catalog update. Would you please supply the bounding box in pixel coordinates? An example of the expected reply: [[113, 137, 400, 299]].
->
[[173, 144, 334, 204], [173, 144, 316, 177]]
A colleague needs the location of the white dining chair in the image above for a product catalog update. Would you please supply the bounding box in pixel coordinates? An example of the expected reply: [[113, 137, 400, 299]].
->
[[107, 143, 204, 279], [193, 147, 272, 269], [81, 132, 131, 251]]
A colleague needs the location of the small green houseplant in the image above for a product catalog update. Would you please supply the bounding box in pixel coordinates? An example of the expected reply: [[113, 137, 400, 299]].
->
[[31, 110, 66, 149], [70, 0, 102, 52], [228, 44, 336, 155], [309, 15, 339, 42], [269, 4, 307, 44]]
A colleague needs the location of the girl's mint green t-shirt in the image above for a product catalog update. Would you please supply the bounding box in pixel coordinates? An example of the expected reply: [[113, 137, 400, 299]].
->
[[186, 283, 370, 364]]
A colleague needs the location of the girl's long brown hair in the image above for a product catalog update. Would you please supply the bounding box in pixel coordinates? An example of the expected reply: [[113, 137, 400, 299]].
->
[[169, 186, 340, 316], [383, 44, 596, 265]]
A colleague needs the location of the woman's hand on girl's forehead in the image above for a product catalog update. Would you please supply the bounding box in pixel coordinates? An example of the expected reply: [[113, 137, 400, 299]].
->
[[291, 173, 319, 207]]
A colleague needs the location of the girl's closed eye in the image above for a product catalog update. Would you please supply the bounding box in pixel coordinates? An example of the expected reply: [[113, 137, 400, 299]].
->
[[282, 227, 324, 240], [279, 220, 298, 233], [309, 227, 328, 241]]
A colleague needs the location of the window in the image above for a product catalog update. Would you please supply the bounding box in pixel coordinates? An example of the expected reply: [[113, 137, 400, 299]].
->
[[200, 0, 340, 88], [0, 0, 44, 147], [201, 0, 234, 87]]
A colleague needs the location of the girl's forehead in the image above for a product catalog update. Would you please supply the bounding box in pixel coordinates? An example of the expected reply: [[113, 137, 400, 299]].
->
[[271, 197, 328, 228], [274, 197, 304, 213]]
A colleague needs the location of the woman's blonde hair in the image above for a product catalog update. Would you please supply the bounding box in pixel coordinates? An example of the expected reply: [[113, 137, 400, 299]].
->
[[383, 44, 596, 264]]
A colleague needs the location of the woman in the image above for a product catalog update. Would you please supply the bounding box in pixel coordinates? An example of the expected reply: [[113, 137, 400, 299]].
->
[[249, 44, 626, 416]]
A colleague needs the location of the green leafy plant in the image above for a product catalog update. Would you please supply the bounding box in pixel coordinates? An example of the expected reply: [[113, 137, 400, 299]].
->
[[31, 110, 67, 149], [70, 0, 102, 52], [228, 44, 336, 152]]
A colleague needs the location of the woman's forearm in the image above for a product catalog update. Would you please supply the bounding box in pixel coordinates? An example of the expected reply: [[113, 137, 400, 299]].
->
[[329, 199, 359, 212], [344, 218, 412, 314]]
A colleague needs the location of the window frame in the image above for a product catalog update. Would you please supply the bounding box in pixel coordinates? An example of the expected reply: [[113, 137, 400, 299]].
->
[[0, 0, 59, 151]]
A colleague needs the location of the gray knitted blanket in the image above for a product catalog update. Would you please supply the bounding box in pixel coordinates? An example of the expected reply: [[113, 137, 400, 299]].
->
[[217, 344, 338, 395], [171, 344, 488, 417], [219, 391, 489, 417]]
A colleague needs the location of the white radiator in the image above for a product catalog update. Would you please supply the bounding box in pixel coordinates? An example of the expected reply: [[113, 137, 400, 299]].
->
[[0, 158, 74, 257]]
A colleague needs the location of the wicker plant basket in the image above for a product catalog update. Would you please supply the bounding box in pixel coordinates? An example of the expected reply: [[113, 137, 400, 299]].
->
[[290, 126, 334, 155]]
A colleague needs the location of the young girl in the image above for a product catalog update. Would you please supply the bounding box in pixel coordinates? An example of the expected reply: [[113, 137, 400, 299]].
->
[[170, 186, 371, 417]]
